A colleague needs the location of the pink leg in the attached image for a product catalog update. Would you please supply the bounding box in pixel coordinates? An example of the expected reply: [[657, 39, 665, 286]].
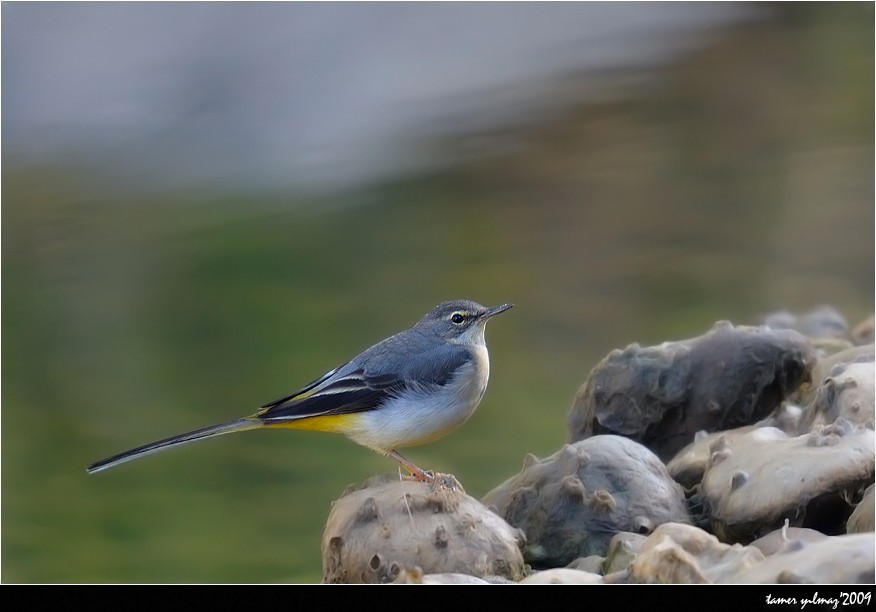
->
[[388, 449, 434, 482]]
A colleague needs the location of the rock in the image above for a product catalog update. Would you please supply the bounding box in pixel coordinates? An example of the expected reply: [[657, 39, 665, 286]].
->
[[566, 555, 606, 574], [482, 436, 689, 567], [851, 316, 875, 346], [322, 474, 526, 583], [847, 483, 875, 534], [602, 531, 648, 574], [798, 353, 875, 433], [795, 344, 874, 406], [391, 568, 509, 584], [729, 533, 875, 584], [762, 306, 850, 340], [668, 426, 760, 492], [626, 522, 765, 584], [667, 403, 802, 491], [749, 523, 828, 556], [696, 420, 875, 542], [567, 321, 816, 461], [519, 568, 603, 584]]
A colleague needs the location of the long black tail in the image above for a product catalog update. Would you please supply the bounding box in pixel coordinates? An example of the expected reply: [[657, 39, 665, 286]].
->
[[87, 417, 261, 474]]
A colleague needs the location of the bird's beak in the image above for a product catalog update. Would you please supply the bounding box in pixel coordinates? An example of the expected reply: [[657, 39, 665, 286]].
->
[[483, 303, 514, 319]]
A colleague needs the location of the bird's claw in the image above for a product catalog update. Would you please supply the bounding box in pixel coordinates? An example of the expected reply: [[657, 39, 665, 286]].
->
[[402, 469, 435, 483]]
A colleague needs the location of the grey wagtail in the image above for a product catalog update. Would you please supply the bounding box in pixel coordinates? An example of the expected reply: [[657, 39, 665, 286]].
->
[[87, 299, 512, 481]]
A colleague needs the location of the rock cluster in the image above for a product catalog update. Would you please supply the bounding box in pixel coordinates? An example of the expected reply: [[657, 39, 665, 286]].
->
[[319, 308, 874, 584]]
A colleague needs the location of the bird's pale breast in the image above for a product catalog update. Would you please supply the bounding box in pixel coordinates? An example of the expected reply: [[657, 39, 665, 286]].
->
[[343, 344, 490, 451]]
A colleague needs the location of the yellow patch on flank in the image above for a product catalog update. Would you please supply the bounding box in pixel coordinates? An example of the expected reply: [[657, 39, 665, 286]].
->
[[264, 413, 360, 434]]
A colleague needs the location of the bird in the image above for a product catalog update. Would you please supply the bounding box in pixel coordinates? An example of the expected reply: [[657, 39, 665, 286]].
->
[[87, 299, 513, 482]]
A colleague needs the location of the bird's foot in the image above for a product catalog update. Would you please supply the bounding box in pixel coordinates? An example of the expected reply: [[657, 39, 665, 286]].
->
[[401, 468, 434, 483], [425, 472, 464, 492]]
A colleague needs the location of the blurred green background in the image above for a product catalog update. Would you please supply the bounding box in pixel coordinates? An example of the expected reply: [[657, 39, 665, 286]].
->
[[2, 4, 873, 583]]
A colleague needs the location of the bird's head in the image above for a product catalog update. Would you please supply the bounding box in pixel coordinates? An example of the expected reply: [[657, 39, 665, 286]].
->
[[417, 299, 513, 344]]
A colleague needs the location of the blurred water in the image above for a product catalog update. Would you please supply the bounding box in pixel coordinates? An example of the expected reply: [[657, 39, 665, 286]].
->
[[1, 3, 873, 584], [3, 2, 756, 190]]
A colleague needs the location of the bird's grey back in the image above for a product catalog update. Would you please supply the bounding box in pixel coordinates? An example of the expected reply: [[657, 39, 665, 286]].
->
[[343, 324, 474, 389]]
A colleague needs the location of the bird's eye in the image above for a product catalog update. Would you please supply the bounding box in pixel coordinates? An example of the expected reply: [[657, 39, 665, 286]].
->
[[451, 312, 465, 324]]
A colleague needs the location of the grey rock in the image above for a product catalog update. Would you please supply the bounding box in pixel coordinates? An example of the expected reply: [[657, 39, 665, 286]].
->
[[567, 321, 816, 461], [519, 568, 603, 584], [762, 306, 850, 340], [322, 474, 526, 583], [696, 420, 874, 542], [667, 403, 802, 490], [798, 353, 875, 434], [847, 483, 875, 534], [729, 532, 875, 584], [626, 522, 765, 584], [749, 524, 828, 556], [483, 436, 689, 567]]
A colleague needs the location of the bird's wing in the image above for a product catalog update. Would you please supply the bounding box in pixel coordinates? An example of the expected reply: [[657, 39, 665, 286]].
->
[[255, 367, 402, 423], [255, 342, 473, 424], [258, 364, 348, 409]]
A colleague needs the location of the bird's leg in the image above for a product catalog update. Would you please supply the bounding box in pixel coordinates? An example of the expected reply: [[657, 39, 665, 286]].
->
[[387, 449, 434, 483]]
